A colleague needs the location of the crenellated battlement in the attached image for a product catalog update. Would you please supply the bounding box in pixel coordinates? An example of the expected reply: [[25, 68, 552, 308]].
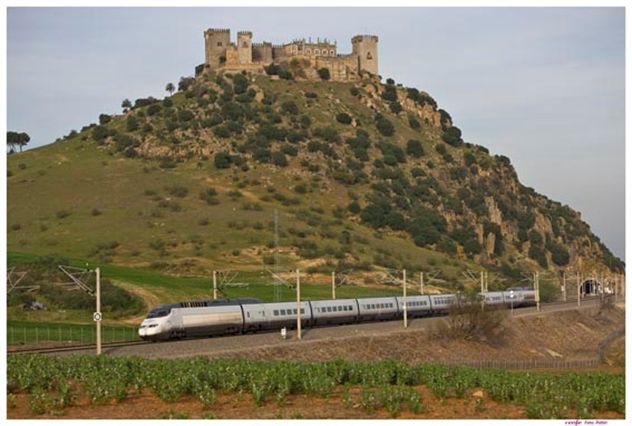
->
[[205, 28, 230, 34], [203, 28, 379, 80]]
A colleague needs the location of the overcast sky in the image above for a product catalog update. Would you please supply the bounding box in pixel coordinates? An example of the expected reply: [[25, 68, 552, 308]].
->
[[7, 7, 625, 259]]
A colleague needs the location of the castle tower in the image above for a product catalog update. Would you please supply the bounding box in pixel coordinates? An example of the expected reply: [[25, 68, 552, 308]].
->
[[204, 28, 230, 69], [352, 35, 379, 77], [237, 31, 253, 64]]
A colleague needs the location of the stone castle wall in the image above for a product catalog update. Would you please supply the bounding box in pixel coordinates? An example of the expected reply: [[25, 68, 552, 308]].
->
[[203, 29, 378, 81]]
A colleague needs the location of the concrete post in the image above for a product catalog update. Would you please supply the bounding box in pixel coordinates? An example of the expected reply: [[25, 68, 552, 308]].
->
[[296, 269, 301, 340], [96, 267, 102, 356], [332, 271, 336, 300], [213, 270, 218, 300], [420, 272, 424, 295], [403, 269, 407, 329]]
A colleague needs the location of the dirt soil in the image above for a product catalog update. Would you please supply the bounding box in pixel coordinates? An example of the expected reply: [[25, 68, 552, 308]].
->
[[202, 307, 626, 364]]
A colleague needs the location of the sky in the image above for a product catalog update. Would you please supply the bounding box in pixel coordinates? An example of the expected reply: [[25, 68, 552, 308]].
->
[[6, 7, 625, 259]]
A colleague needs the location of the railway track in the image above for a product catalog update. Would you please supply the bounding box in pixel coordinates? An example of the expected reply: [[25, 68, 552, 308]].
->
[[8, 339, 151, 355], [7, 297, 611, 356]]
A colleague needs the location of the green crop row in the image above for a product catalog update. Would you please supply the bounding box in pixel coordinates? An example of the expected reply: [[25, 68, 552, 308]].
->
[[7, 355, 624, 418]]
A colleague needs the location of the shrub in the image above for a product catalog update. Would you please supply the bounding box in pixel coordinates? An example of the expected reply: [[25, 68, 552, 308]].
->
[[389, 102, 402, 114], [98, 114, 111, 125], [147, 104, 162, 116], [336, 113, 352, 125], [281, 101, 299, 115], [271, 151, 288, 167], [265, 64, 280, 75], [442, 126, 463, 147], [317, 67, 331, 80], [350, 87, 360, 96], [435, 293, 508, 341], [376, 118, 394, 136], [279, 70, 293, 80], [91, 125, 111, 142], [253, 148, 272, 163], [214, 151, 232, 169], [56, 210, 71, 219], [126, 116, 139, 132], [165, 184, 188, 198], [406, 139, 424, 158], [408, 116, 421, 129], [199, 188, 219, 205], [213, 126, 231, 138], [177, 109, 194, 122]]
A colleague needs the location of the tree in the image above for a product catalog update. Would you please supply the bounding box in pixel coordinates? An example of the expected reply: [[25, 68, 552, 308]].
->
[[165, 82, 175, 96], [406, 139, 424, 158], [121, 99, 132, 113], [376, 118, 395, 136], [317, 67, 331, 81], [214, 151, 232, 169], [7, 132, 30, 152], [336, 113, 352, 125]]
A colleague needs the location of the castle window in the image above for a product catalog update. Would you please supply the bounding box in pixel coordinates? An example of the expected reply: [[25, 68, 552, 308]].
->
[[306, 48, 311, 54], [242, 41, 248, 48], [367, 52, 373, 60], [322, 50, 328, 56], [217, 42, 223, 47], [314, 49, 320, 55], [330, 50, 335, 56]]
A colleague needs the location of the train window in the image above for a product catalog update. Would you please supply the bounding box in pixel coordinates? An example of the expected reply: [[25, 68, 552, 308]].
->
[[301, 309, 305, 314], [349, 305, 353, 310], [274, 310, 279, 316], [371, 304, 376, 309], [281, 309, 286, 315], [293, 309, 297, 315], [327, 307, 332, 312], [343, 306, 348, 311], [247, 312, 250, 318]]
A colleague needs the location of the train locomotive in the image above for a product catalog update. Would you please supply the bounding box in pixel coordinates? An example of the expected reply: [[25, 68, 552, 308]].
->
[[139, 288, 536, 341]]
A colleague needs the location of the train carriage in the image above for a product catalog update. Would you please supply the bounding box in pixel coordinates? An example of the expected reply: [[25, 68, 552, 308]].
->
[[395, 295, 432, 318], [310, 299, 358, 326], [356, 296, 399, 322], [252, 301, 313, 330]]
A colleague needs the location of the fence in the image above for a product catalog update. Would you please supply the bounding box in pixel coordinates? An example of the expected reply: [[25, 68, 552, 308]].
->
[[430, 358, 601, 370], [7, 325, 140, 346]]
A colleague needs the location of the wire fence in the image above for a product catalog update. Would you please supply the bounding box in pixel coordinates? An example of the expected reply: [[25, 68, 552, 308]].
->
[[430, 358, 601, 370], [7, 325, 140, 346]]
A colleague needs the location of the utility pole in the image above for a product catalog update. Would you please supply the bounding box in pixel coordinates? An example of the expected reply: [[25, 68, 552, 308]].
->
[[562, 271, 567, 302], [59, 265, 101, 356], [534, 271, 540, 312], [296, 269, 301, 340], [577, 272, 581, 307], [213, 270, 218, 300], [480, 271, 485, 311], [420, 272, 424, 295], [332, 271, 336, 300], [403, 269, 408, 329], [96, 267, 102, 356]]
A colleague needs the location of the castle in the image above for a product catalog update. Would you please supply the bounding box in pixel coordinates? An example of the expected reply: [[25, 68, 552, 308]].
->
[[203, 29, 378, 81]]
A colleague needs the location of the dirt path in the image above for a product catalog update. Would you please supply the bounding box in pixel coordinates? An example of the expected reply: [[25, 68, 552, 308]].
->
[[111, 281, 160, 325]]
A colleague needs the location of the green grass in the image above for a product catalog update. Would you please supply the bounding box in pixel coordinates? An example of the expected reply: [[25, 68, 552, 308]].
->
[[7, 321, 139, 345], [8, 251, 407, 304]]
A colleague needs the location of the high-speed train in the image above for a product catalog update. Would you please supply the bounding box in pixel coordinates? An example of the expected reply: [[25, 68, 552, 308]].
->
[[138, 288, 536, 341]]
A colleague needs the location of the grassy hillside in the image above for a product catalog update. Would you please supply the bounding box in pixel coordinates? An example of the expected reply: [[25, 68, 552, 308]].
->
[[7, 69, 623, 314]]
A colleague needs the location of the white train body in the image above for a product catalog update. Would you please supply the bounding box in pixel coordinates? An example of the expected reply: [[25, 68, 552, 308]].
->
[[139, 289, 537, 341]]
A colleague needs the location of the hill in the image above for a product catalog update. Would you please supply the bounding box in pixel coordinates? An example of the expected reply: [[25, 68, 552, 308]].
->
[[7, 68, 624, 298]]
